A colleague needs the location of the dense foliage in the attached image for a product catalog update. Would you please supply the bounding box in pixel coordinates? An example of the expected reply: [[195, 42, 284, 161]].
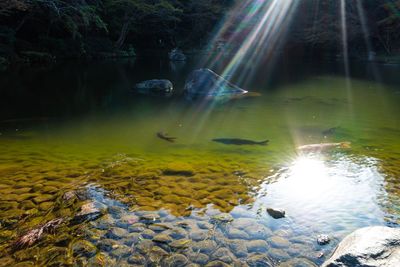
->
[[0, 0, 399, 64]]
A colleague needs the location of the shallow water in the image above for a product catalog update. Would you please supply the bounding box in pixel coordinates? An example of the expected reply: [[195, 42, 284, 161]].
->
[[0, 57, 400, 266]]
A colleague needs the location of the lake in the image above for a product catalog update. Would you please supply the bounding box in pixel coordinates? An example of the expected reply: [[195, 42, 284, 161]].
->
[[0, 55, 399, 266]]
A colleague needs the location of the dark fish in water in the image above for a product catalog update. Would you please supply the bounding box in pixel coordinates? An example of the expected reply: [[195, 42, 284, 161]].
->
[[212, 138, 269, 146], [297, 142, 351, 152], [157, 132, 177, 143], [322, 127, 339, 136]]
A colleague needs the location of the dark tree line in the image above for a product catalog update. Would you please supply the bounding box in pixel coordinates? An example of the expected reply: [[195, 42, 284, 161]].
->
[[0, 0, 399, 65]]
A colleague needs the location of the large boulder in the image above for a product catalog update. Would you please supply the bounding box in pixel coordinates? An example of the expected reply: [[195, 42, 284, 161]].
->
[[184, 68, 248, 100], [322, 226, 400, 267], [134, 79, 173, 96], [169, 48, 186, 61]]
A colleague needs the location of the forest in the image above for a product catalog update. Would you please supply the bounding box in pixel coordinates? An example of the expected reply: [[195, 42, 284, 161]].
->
[[0, 0, 399, 67]]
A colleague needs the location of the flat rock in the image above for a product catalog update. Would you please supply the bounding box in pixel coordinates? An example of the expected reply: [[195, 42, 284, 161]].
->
[[322, 226, 400, 267]]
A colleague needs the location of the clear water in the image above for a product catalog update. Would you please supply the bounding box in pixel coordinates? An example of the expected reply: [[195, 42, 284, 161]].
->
[[0, 56, 399, 266]]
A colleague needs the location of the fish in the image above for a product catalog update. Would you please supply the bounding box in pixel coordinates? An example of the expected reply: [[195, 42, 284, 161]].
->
[[157, 132, 177, 143], [322, 127, 339, 136], [212, 138, 269, 146], [297, 142, 351, 152]]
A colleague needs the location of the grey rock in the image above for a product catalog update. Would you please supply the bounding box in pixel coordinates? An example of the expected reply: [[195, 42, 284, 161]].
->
[[266, 208, 285, 219], [106, 227, 128, 239], [317, 234, 331, 245], [153, 233, 172, 244], [169, 48, 186, 61], [192, 240, 218, 254], [71, 240, 97, 258], [134, 79, 173, 96], [211, 247, 236, 264], [227, 228, 250, 239], [110, 245, 132, 258], [184, 68, 247, 100], [127, 253, 146, 265], [279, 258, 317, 267], [189, 229, 208, 241], [163, 254, 189, 266], [228, 239, 248, 258], [246, 254, 273, 267], [269, 236, 291, 248], [246, 240, 269, 253], [322, 226, 400, 267], [268, 248, 291, 261]]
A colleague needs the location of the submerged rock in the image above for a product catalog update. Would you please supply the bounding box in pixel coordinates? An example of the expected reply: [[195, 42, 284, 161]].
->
[[322, 226, 400, 267], [266, 208, 285, 219], [134, 79, 173, 96], [169, 48, 186, 61], [184, 68, 248, 100]]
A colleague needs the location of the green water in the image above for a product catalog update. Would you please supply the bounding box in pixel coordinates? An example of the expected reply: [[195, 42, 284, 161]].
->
[[0, 58, 400, 266]]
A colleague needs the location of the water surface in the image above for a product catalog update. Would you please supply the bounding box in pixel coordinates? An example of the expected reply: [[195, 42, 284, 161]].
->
[[0, 57, 399, 266]]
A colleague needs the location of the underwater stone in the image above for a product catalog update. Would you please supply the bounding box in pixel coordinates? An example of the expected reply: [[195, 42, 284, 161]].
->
[[110, 245, 132, 258], [163, 254, 189, 266], [71, 240, 97, 258], [88, 253, 116, 266], [188, 251, 210, 265], [228, 239, 248, 258], [169, 227, 187, 239], [169, 239, 191, 250], [211, 247, 236, 264], [127, 253, 146, 265], [153, 233, 172, 244], [227, 228, 250, 239], [33, 194, 54, 204], [205, 260, 231, 267], [279, 258, 318, 267], [38, 202, 53, 211], [136, 239, 154, 253], [123, 232, 141, 246], [148, 246, 169, 265], [246, 240, 269, 253], [162, 162, 195, 177], [246, 254, 273, 267], [243, 223, 271, 239], [268, 248, 291, 261], [141, 229, 155, 239], [210, 213, 233, 224], [189, 229, 208, 241], [106, 227, 128, 239], [139, 212, 161, 222], [192, 240, 218, 254], [197, 221, 213, 230], [148, 223, 172, 232], [269, 236, 291, 248], [72, 202, 102, 223], [97, 239, 120, 252]]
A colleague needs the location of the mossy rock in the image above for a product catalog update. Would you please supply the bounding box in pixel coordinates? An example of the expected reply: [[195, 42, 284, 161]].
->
[[162, 162, 195, 176]]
